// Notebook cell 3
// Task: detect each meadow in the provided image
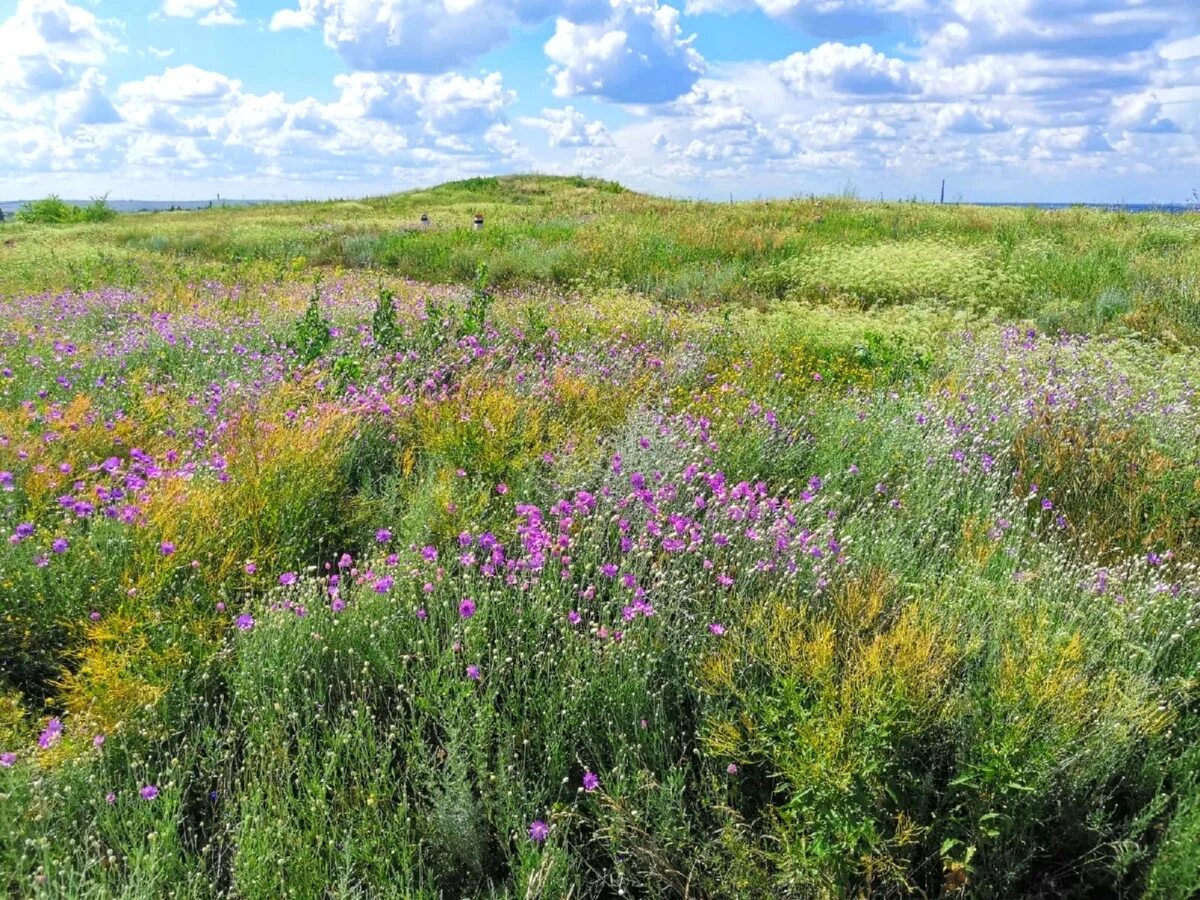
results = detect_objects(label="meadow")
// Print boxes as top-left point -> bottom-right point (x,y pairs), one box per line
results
0,175 -> 1198,898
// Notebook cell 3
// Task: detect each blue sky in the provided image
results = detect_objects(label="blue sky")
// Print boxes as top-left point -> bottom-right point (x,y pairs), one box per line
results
0,0 -> 1197,202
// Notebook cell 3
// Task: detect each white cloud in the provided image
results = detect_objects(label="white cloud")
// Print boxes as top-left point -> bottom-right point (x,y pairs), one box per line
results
686,0 -> 927,37
267,0 -> 514,72
333,71 -> 515,135
268,7 -> 315,30
55,67 -> 121,130
520,105 -> 612,146
545,0 -> 705,102
0,0 -> 118,94
161,0 -> 244,26
118,65 -> 242,106
147,46 -> 176,59
772,42 -> 918,96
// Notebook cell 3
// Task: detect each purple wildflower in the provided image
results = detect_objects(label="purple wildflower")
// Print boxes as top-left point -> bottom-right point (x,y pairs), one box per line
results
38,718 -> 63,749
529,819 -> 549,843
139,785 -> 159,801
459,598 -> 476,619
235,614 -> 255,631
582,771 -> 600,792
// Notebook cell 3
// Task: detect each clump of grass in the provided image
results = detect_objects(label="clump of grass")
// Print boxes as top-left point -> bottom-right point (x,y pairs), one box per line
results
16,194 -> 117,225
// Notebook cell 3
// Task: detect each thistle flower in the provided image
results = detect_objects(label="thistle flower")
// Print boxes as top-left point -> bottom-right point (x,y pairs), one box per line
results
139,785 -> 159,801
582,771 -> 600,792
38,718 -> 63,749
528,819 -> 549,843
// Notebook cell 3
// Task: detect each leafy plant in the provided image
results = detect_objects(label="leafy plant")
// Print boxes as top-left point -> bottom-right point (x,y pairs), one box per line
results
290,278 -> 333,364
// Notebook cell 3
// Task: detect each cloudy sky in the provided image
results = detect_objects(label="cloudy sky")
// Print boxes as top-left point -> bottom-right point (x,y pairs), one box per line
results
0,0 -> 1198,202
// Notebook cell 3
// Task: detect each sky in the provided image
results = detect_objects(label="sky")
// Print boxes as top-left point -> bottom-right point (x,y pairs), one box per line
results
0,0 -> 1198,203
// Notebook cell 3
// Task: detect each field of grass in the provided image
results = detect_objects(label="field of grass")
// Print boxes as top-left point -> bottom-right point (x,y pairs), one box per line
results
1,175 -> 1199,898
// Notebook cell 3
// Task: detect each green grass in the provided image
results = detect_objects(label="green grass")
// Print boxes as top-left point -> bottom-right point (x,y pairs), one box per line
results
2,174 -> 1199,342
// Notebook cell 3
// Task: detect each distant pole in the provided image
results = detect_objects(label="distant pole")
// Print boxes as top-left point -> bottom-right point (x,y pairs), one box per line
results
940,180 -> 946,204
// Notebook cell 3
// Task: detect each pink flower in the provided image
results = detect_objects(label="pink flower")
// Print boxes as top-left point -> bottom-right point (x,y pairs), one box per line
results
582,771 -> 600,792
709,623 -> 726,636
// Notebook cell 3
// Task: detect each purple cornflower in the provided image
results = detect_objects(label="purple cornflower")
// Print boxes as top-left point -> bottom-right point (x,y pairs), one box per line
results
0,752 -> 15,767
709,623 -> 726,636
374,575 -> 394,594
139,785 -> 159,801
567,610 -> 581,625
727,763 -> 738,775
279,571 -> 297,586
38,718 -> 63,749
92,734 -> 105,748
337,553 -> 353,568
582,771 -> 600,792
375,528 -> 392,543
105,792 -> 116,804
466,665 -> 481,681
459,598 -> 476,619
416,608 -> 428,621
235,614 -> 255,631
330,596 -> 345,613
528,819 -> 549,843
245,561 -> 257,574
421,545 -> 438,562
89,610 -> 100,622
160,541 -> 175,556
51,538 -> 69,554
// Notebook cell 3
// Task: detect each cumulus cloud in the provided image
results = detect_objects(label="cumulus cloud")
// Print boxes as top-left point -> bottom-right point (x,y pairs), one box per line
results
161,0 -> 244,26
55,67 -> 121,130
545,0 -> 705,102
773,42 -> 918,96
0,0 -> 118,93
520,105 -> 612,146
333,71 -> 515,134
118,65 -> 243,106
686,0 -> 927,37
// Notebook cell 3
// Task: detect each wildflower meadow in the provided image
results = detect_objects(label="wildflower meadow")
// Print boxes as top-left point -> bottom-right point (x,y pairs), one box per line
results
1,176 -> 1199,898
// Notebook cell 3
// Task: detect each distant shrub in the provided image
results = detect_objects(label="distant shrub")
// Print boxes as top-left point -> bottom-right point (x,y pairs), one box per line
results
16,194 -> 117,224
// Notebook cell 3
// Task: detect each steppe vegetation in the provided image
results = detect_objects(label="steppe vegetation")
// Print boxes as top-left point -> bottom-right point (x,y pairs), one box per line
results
1,176 -> 1198,898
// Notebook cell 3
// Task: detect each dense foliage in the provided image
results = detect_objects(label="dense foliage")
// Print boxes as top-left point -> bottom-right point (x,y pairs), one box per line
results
1,178 -> 1199,898
15,195 -> 118,225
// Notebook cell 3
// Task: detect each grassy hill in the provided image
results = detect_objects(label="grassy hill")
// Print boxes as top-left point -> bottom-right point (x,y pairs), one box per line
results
2,174 -> 1198,344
